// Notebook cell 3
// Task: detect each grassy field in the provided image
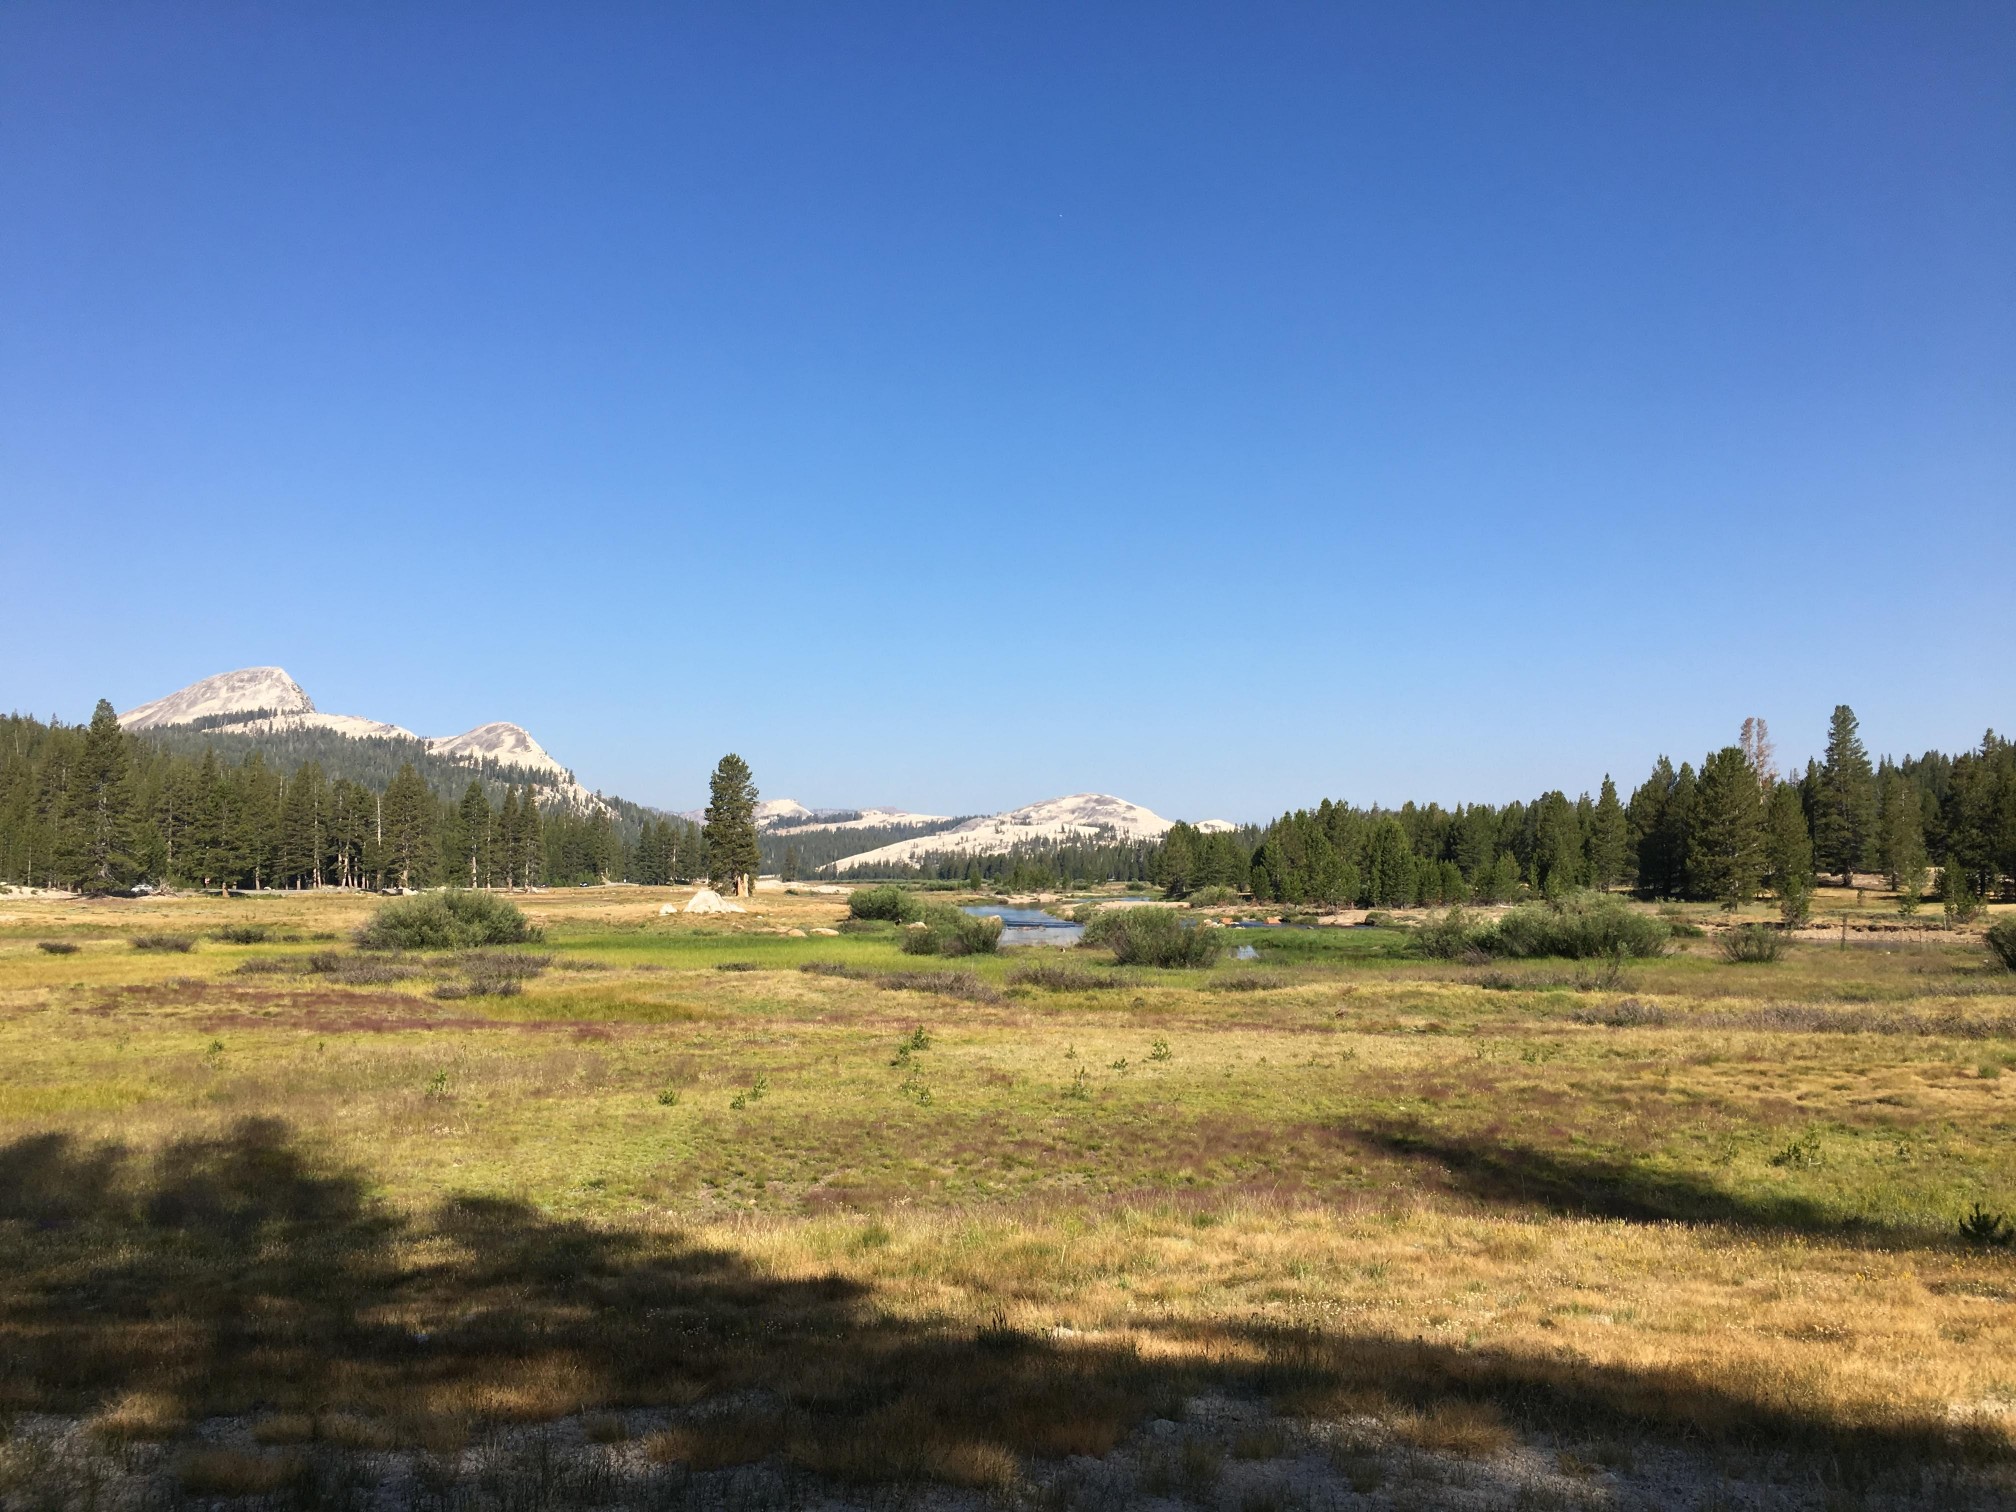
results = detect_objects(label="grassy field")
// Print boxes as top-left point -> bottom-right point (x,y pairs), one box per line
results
1,884 -> 2014,1510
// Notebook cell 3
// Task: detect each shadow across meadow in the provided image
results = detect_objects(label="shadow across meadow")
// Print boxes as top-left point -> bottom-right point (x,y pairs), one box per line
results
0,1120 -> 2001,1504
1344,1119 -> 1926,1243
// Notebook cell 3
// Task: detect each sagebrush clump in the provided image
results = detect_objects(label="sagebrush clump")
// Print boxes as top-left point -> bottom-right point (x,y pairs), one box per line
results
848,886 -> 922,924
899,906 -> 1003,957
356,890 -> 541,951
1988,917 -> 2016,972
1084,907 -> 1224,968
1414,895 -> 1668,961
1716,924 -> 1785,963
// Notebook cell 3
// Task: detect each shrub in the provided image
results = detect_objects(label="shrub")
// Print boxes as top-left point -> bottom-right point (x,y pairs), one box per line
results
36,940 -> 78,955
1474,893 -> 1668,960
900,906 -> 1003,957
1987,917 -> 2016,972
457,949 -> 551,996
327,957 -> 423,986
1958,1203 -> 2014,1247
1572,997 -> 1670,1028
1213,970 -> 1290,992
1085,907 -> 1224,968
356,890 -> 540,950
848,886 -> 921,923
1779,880 -> 1814,928
1715,924 -> 1785,963
130,934 -> 195,953
1412,907 -> 1478,960
1188,885 -> 1241,907
209,925 -> 271,944
875,970 -> 1003,1003
1006,962 -> 1121,991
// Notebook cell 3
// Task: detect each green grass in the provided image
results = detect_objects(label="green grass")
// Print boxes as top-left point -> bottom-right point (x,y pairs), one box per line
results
1,887 -> 2014,1506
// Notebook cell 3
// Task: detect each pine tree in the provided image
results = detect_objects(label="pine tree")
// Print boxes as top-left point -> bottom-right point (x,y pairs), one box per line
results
1764,781 -> 1815,924
64,699 -> 138,890
381,763 -> 436,890
780,845 -> 800,883
1942,849 -> 1981,924
457,781 -> 490,887
1627,758 -> 1679,898
278,762 -> 328,887
1531,791 -> 1583,898
187,753 -> 230,895
1877,767 -> 1928,912
1814,704 -> 1876,886
518,791 -> 544,887
1688,746 -> 1766,909
703,754 -> 761,897
1587,776 -> 1630,891
497,788 -> 520,888
1362,817 -> 1413,908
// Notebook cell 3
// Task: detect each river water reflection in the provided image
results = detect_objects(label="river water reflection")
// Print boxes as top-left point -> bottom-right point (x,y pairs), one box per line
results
962,904 -> 1083,948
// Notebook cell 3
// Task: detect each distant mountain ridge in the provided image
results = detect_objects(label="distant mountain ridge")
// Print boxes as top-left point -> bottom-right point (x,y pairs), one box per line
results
832,793 -> 1232,872
115,669 -> 1237,861
118,667 -> 601,809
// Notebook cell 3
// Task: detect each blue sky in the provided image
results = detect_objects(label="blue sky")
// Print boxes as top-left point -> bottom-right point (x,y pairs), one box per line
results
2,2 -> 2010,819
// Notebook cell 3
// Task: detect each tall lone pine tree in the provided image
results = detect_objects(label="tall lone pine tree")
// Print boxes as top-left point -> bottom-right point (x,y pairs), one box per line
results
704,754 -> 761,898
1813,705 -> 1877,886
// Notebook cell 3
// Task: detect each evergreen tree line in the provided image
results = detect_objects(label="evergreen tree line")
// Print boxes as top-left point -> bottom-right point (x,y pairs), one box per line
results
0,704 -> 705,893
757,817 -> 969,877
1158,708 -> 2016,912
837,838 -> 1162,889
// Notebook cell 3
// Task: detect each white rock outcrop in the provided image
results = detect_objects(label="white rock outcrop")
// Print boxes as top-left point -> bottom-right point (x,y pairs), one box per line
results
682,889 -> 747,915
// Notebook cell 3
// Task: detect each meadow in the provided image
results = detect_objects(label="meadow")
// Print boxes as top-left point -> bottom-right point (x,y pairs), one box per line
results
1,883 -> 2013,1511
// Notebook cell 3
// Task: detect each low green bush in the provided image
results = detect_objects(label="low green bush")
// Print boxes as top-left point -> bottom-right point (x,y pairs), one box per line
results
1715,924 -> 1785,963
1412,907 -> 1477,960
209,925 -> 271,944
1988,917 -> 2016,972
356,890 -> 541,951
35,941 -> 78,955
1474,893 -> 1668,960
1084,907 -> 1225,968
899,905 -> 1003,957
130,934 -> 196,953
848,885 -> 922,923
1187,885 -> 1241,907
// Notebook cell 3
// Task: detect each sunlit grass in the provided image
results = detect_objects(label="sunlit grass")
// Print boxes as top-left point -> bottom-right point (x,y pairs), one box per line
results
1,883 -> 2013,1503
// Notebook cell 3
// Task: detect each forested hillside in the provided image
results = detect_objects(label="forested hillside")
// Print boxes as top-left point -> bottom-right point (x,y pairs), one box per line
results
759,817 -> 967,878
0,703 -> 704,892
137,719 -> 586,808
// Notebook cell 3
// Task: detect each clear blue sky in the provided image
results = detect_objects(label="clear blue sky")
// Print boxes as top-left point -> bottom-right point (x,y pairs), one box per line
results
2,3 -> 2010,819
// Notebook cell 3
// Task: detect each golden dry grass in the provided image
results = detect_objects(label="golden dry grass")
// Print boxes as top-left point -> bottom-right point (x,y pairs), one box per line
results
0,884 -> 2013,1506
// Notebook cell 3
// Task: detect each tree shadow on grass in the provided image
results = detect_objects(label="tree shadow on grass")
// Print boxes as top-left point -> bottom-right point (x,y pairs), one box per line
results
1344,1119 -> 1926,1244
0,1119 -> 2002,1503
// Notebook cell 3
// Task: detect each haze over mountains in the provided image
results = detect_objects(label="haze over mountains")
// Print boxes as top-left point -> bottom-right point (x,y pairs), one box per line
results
115,668 -> 1235,871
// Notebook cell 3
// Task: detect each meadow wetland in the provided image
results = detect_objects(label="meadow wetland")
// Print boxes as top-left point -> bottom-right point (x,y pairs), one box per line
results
1,883 -> 2012,1510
